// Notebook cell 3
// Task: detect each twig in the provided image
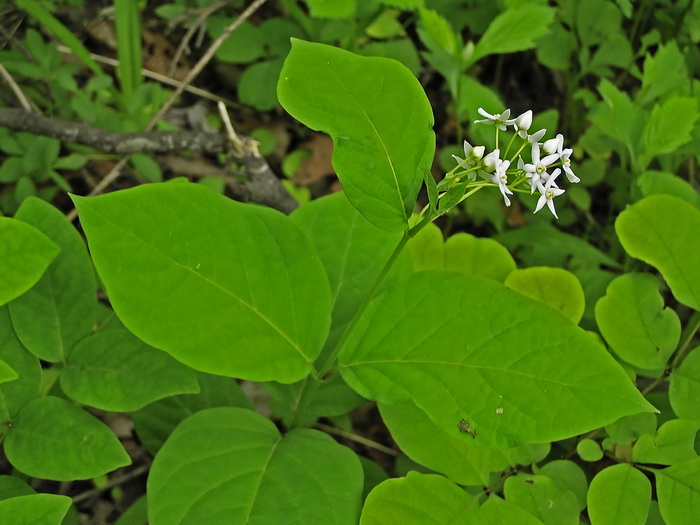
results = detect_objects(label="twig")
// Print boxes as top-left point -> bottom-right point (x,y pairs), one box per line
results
314,422 -> 399,456
0,62 -> 35,111
72,463 -> 150,505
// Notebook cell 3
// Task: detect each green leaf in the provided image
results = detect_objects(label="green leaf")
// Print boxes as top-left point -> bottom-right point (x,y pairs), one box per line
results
340,271 -> 655,449
637,171 -> 700,210
303,0 -> 356,18
360,471 -> 479,524
132,372 -> 251,455
238,59 -> 284,111
0,307 -> 42,420
478,495 -> 545,525
278,39 -> 435,232
71,182 -> 331,383
504,473 -> 579,525
147,407 -> 363,525
407,223 -> 516,282
670,347 -> 700,421
0,360 -> 17,384
0,475 -> 35,500
470,5 -> 555,65
655,458 -> 700,524
418,8 -> 458,55
114,0 -> 142,102
587,464 -> 651,525
0,493 -> 72,525
640,97 -> 698,169
359,39 -> 421,76
129,153 -> 162,183
595,273 -> 680,370
504,267 -> 585,324
536,460 -> 588,511
5,396 -> 131,481
381,0 -> 424,9
378,399 -> 509,486
589,79 -> 645,156
10,197 -> 97,362
605,412 -> 657,446
637,41 -> 689,106
290,192 -> 407,360
209,19 -> 263,64
61,330 -> 200,412
575,0 -> 622,47
0,217 -> 59,306
633,419 -> 700,465
576,438 -> 603,461
616,195 -> 700,310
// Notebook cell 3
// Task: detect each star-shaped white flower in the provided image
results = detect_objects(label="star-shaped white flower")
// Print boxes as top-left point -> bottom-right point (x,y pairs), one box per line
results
523,142 -> 560,193
543,133 -> 579,183
491,158 -> 513,206
474,108 -> 515,131
534,168 -> 565,218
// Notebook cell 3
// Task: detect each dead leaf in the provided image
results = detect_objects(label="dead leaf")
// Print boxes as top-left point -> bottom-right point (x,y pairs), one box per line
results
293,133 -> 335,186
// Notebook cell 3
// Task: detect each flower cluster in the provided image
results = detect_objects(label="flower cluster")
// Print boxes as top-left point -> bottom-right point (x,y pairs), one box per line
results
449,108 -> 579,218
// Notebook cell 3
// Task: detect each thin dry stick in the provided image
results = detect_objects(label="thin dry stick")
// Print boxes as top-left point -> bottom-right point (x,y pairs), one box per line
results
167,0 -> 228,78
0,61 -> 35,111
72,463 -> 151,504
55,44 -> 238,107
314,422 -> 399,457
68,0 -> 268,215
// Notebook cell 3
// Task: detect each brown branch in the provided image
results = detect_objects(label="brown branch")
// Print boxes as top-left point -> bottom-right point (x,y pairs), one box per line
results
0,107 -> 299,215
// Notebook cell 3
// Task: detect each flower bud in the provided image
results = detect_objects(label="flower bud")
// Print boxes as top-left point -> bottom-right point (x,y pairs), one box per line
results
515,110 -> 533,131
482,149 -> 501,172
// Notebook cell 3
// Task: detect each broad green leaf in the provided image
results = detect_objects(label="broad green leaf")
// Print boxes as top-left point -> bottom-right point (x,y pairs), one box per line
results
655,458 -> 700,524
496,224 -> 621,269
0,217 -> 59,306
595,273 -> 680,370
616,195 -> 700,310
0,493 -> 72,525
637,41 -> 689,106
633,419 -> 700,465
132,372 -> 251,455
340,271 -> 654,448
577,439 -> 603,462
278,39 -> 435,232
61,330 -> 200,412
470,5 -> 555,65
113,495 -> 147,525
238,59 -> 284,111
148,407 -> 363,525
418,8 -> 458,55
360,39 -> 421,76
587,464 -> 651,525
670,347 -> 700,421
505,267 -> 585,324
535,20 -> 574,71
589,79 -> 645,156
637,171 -> 700,209
0,307 -> 41,420
0,360 -> 17,384
303,0 -> 356,18
503,474 -> 579,525
5,396 -> 131,481
0,475 -> 34,500
407,223 -> 516,282
290,192 -> 407,361
378,399 -> 509,486
10,197 -> 97,362
71,182 -> 331,383
575,0 -> 622,47
209,19 -> 263,64
360,471 -> 479,524
536,460 -> 588,511
640,97 -> 698,169
605,412 -> 657,446
478,495 -> 544,524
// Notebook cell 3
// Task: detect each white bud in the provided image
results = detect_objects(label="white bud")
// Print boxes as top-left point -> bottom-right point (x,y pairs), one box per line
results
515,110 -> 533,131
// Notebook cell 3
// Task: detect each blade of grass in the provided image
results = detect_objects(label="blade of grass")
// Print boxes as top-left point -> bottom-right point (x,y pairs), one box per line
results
115,0 -> 143,104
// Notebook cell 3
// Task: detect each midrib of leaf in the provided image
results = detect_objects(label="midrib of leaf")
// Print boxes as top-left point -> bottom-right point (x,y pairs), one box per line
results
242,437 -> 283,523
320,59 -> 406,221
89,210 -> 310,365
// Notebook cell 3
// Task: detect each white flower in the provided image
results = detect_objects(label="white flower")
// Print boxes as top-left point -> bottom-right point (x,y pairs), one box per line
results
514,110 -> 533,138
523,143 -> 559,193
482,149 -> 501,172
474,108 -> 515,131
534,168 -> 565,218
543,133 -> 579,183
491,159 -> 513,206
543,134 -> 563,155
452,140 -> 485,168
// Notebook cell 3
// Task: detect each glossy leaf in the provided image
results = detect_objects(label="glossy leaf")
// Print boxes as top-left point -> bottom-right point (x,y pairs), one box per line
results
61,330 -> 200,412
147,407 -> 363,525
360,471 -> 479,524
587,464 -> 651,525
0,217 -> 59,306
340,271 -> 654,448
595,273 -> 680,370
504,267 -> 585,324
5,396 -> 131,481
408,223 -> 516,282
503,473 -> 579,525
637,171 -> 700,209
290,192 -> 407,360
670,347 -> 700,421
378,399 -> 509,486
0,493 -> 72,525
616,195 -> 700,310
10,197 -> 97,362
72,182 -> 331,383
633,419 -> 700,465
655,458 -> 700,524
132,372 -> 251,455
0,307 -> 41,420
278,39 -> 435,232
